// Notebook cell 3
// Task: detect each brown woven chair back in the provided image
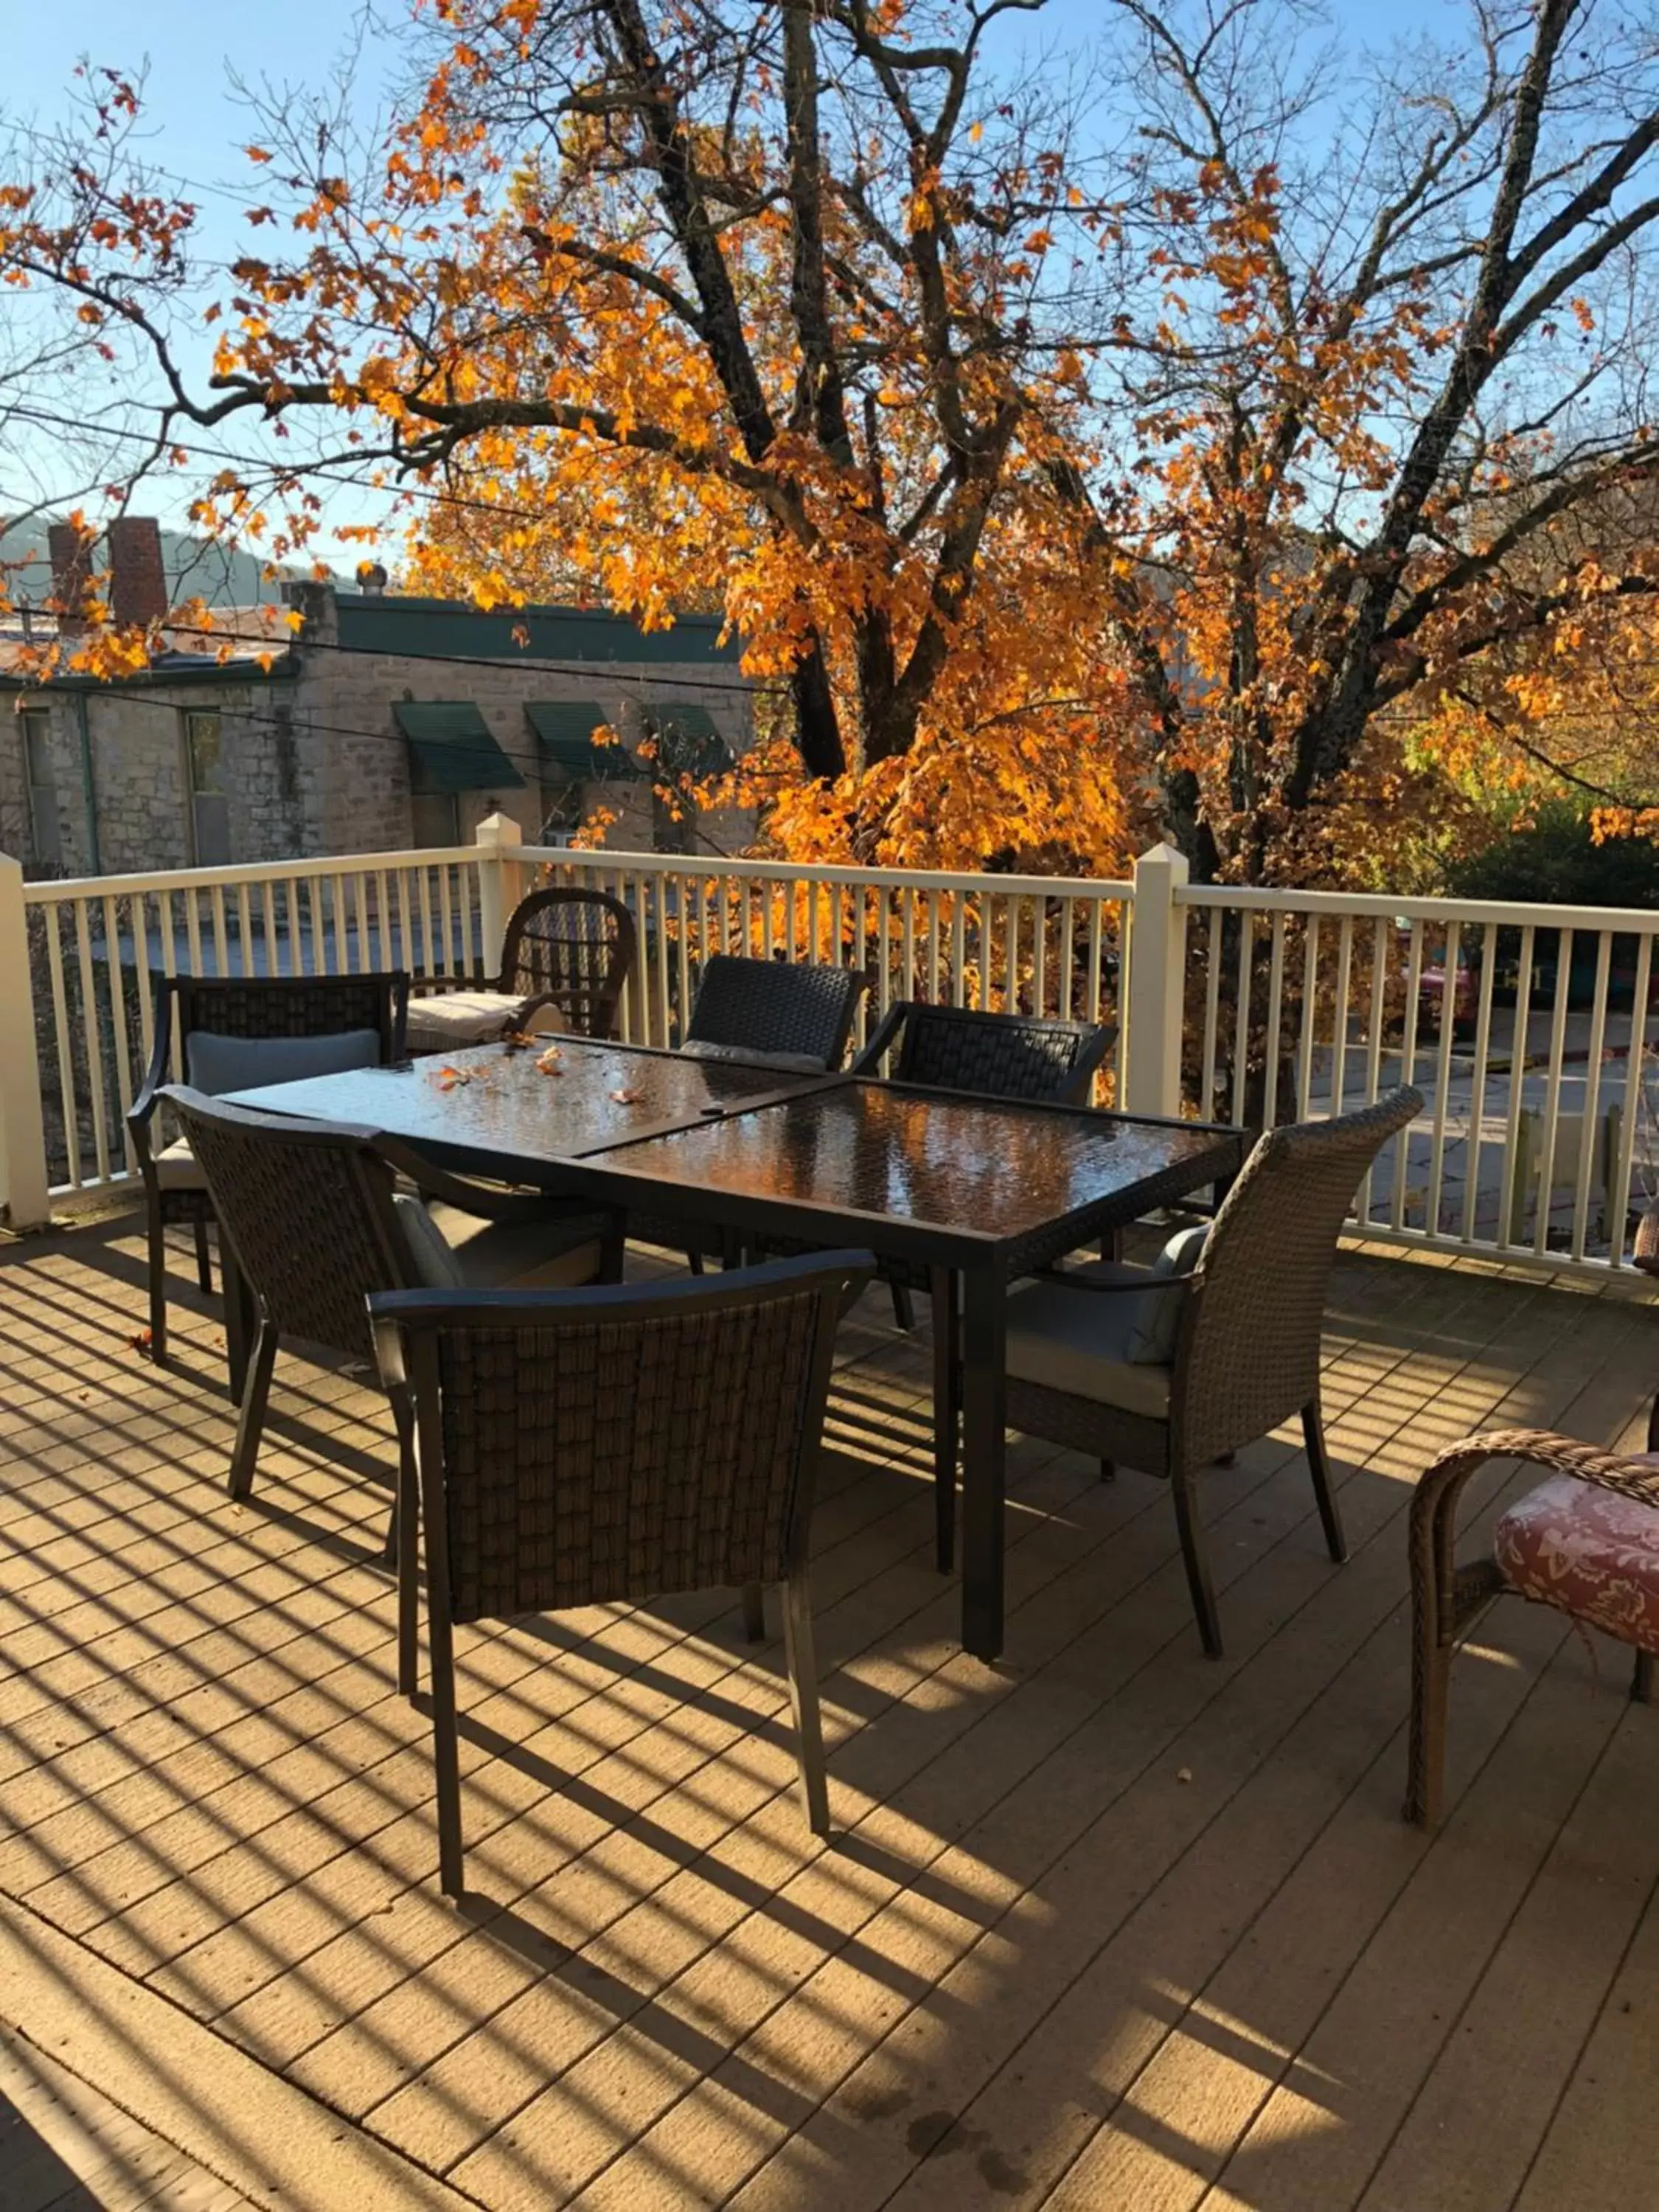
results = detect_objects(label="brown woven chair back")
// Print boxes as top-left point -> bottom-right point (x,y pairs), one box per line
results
1178,1085 -> 1422,1467
865,1001 -> 1115,1105
499,888 -> 637,1037
685,955 -> 867,1068
153,971 -> 408,1065
164,1088 -> 411,1365
372,1253 -> 872,1624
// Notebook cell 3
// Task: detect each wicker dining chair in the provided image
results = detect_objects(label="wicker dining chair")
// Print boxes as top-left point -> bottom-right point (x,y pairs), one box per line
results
128,972 -> 409,1365
167,1086 -> 619,1683
369,1249 -> 874,1898
1405,1429 -> 1659,1827
406,886 -> 637,1051
681,953 -> 867,1073
1001,1086 -> 1422,1655
852,999 -> 1116,1104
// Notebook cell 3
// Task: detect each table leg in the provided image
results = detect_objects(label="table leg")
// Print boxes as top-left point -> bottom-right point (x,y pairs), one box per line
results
959,1260 -> 1007,1662
929,1265 -> 960,1573
222,1246 -> 254,1402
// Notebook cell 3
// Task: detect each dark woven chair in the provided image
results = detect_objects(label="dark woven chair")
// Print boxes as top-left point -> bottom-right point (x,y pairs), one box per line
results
168,1086 -> 620,1688
852,1000 -> 1116,1104
369,1249 -> 874,1898
1405,1430 -> 1659,1827
406,886 -> 637,1051
1001,1087 -> 1422,1655
681,954 -> 867,1074
128,973 -> 409,1365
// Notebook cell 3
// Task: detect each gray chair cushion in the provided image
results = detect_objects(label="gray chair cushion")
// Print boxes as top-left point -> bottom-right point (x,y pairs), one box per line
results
393,1193 -> 604,1292
153,1135 -> 209,1191
1005,1262 -> 1176,1421
1124,1222 -> 1208,1363
186,1026 -> 383,1097
678,1038 -> 828,1075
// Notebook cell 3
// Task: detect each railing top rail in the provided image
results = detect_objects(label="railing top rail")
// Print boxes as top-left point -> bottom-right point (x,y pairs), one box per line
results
1180,882 -> 1659,933
525,846 -> 1135,900
18,847 -> 484,905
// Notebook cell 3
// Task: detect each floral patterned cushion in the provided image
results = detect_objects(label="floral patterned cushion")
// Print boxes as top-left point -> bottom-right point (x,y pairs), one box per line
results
1494,1464 -> 1659,1655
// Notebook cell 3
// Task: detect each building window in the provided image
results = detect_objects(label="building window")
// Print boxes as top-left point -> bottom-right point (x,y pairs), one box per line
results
184,709 -> 230,866
411,790 -> 461,847
20,706 -> 60,867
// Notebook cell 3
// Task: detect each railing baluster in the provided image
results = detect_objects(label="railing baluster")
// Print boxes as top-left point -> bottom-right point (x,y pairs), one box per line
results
184,881 -> 205,981
1426,920 -> 1460,1241
394,871 -> 412,981
1499,924 -> 1537,1251
456,863 -> 476,977
1461,922 -> 1498,1245
1610,932 -> 1653,1267
261,881 -> 279,978
1264,912 -> 1287,1127
354,874 -> 372,972
44,910 -> 80,1190
1392,920 -> 1424,1233
1231,911 -> 1255,1128
101,891 -> 136,1174
132,898 -> 156,1096
1570,931 -> 1613,1262
1032,892 -> 1048,1018
416,867 -> 435,981
1199,908 -> 1221,1120
676,874 -> 695,1043
1295,914 -> 1321,1119
210,884 -> 229,976
236,882 -> 253,976
1534,928 -> 1574,1259
1329,915 -> 1352,1121
1356,917 -> 1388,1227
73,900 -> 110,1186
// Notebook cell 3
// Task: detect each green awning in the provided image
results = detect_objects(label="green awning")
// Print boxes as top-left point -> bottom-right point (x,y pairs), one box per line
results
394,701 -> 525,794
648,702 -> 731,780
526,699 -> 641,782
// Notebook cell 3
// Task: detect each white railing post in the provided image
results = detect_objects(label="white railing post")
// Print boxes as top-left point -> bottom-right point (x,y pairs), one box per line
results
0,854 -> 52,1228
473,813 -> 524,977
1124,842 -> 1189,1118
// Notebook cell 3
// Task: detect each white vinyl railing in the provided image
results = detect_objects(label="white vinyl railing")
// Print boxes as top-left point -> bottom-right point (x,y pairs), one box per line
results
1175,875 -> 1659,1274
5,817 -> 1659,1281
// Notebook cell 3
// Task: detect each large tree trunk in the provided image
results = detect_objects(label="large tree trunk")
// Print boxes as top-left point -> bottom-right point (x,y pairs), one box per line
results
791,641 -> 846,780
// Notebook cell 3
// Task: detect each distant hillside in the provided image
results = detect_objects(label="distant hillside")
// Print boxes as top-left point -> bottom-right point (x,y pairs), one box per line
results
0,521 -> 311,611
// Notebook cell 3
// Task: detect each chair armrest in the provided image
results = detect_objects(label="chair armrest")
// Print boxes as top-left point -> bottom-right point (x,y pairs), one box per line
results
373,1134 -> 610,1227
1030,1262 -> 1177,1295
127,1021 -> 173,1161
850,1003 -> 906,1077
1410,1427 -> 1659,1649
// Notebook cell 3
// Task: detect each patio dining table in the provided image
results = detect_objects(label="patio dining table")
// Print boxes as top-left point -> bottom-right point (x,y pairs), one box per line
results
226,1034 -> 1245,1660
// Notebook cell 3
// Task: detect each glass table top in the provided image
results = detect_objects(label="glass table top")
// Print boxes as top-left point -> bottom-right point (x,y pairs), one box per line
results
589,1082 -> 1238,1243
223,1036 -> 824,1161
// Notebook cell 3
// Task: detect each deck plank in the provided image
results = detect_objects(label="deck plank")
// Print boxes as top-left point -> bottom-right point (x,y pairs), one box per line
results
2,1216 -> 1658,2212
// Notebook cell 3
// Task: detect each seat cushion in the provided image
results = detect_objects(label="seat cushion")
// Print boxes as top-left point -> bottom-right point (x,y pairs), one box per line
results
1124,1222 -> 1208,1363
394,1192 -> 605,1293
406,993 -> 565,1051
678,1038 -> 828,1075
186,1026 -> 383,1096
153,1135 -> 209,1191
1494,1466 -> 1659,1655
1004,1264 -> 1174,1422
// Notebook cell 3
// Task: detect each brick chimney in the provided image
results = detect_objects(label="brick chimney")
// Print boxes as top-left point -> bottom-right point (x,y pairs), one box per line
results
46,521 -> 95,636
107,515 -> 169,629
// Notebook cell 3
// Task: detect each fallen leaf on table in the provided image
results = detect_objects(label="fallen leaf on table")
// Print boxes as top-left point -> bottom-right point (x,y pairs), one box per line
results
608,1087 -> 642,1105
436,1063 -> 473,1092
535,1046 -> 563,1076
501,1030 -> 537,1052
130,1329 -> 153,1360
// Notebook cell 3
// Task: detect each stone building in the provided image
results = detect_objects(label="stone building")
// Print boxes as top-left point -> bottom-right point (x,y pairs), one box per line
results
0,520 -> 756,878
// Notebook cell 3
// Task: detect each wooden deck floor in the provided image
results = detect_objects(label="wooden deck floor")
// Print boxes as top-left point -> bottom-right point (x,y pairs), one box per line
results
3,1213 -> 1659,2212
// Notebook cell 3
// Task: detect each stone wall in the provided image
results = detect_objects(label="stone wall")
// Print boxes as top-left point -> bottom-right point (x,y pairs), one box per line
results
1,584 -> 757,878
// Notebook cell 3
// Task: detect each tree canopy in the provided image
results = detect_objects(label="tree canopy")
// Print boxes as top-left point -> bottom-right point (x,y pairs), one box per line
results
9,0 -> 1659,881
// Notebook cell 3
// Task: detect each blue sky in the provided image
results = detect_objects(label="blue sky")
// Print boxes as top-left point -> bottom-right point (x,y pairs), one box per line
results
3,0 -> 1473,553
